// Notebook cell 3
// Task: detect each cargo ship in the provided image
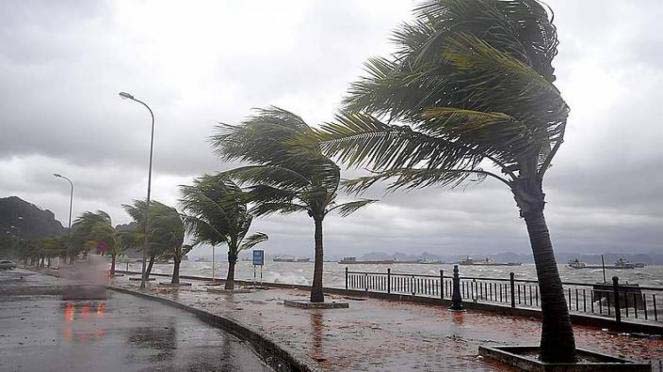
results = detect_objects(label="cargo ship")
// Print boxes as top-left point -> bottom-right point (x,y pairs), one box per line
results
338,257 -> 396,265
273,256 -> 310,263
568,258 -> 641,270
458,257 -> 522,266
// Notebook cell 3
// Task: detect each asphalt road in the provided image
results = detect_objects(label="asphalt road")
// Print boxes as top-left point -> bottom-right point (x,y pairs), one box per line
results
0,268 -> 272,372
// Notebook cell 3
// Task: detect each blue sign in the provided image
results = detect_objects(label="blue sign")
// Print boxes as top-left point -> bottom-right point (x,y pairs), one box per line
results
252,250 -> 264,266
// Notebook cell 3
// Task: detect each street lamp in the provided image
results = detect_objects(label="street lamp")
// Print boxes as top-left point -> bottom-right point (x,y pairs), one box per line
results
53,174 -> 74,230
54,174 -> 74,267
119,91 -> 155,290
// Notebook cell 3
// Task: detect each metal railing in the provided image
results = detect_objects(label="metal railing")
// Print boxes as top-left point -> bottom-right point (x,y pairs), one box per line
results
345,267 -> 663,325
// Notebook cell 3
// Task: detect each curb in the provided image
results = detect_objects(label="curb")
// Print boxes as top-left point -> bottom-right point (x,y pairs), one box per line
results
108,286 -> 318,372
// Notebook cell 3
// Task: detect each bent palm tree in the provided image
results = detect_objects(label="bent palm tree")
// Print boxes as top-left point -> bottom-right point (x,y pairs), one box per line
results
180,174 -> 267,290
123,200 -> 184,280
316,0 -> 574,362
211,107 -> 376,302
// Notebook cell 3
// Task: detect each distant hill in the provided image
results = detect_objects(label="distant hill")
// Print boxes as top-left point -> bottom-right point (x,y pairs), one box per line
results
355,250 -> 663,265
0,196 -> 65,239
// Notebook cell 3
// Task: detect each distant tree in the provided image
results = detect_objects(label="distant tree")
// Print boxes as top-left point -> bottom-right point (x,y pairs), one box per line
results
123,200 -> 184,281
41,236 -> 67,268
315,0 -> 575,362
180,174 -> 267,290
71,211 -> 122,274
211,107 -> 376,302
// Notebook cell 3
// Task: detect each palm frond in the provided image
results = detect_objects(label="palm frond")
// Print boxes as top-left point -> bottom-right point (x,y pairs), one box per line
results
223,165 -> 311,190
342,167 -> 505,194
338,0 -> 566,178
318,111 -> 483,171
327,199 -> 377,217
250,202 -> 309,217
238,232 -> 268,252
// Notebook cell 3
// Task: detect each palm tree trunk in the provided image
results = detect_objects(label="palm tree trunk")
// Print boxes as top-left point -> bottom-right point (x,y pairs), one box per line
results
110,253 -> 116,277
523,209 -> 576,362
513,173 -> 576,363
225,252 -> 237,290
310,217 -> 324,303
145,255 -> 155,279
172,257 -> 181,284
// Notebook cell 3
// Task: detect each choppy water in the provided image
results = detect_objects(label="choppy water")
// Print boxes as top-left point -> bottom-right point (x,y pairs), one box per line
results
121,261 -> 663,288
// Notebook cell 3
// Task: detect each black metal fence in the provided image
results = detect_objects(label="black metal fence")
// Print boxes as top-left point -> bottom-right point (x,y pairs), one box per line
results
345,267 -> 663,325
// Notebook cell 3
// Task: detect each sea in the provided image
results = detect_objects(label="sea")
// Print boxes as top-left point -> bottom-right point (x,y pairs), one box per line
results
121,260 -> 663,288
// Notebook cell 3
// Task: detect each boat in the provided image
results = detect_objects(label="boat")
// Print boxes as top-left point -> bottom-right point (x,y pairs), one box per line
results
568,258 -> 586,269
273,256 -> 296,262
273,256 -> 310,263
417,258 -> 443,264
338,257 -> 395,265
568,258 -> 636,270
613,258 -> 636,269
458,257 -> 522,266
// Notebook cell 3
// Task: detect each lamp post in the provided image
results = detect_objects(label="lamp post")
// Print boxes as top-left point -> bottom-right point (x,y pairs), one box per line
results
119,91 -> 155,290
54,174 -> 73,266
53,174 -> 74,230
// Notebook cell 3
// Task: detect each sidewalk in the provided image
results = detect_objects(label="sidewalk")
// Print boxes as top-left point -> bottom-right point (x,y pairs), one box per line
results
112,275 -> 663,371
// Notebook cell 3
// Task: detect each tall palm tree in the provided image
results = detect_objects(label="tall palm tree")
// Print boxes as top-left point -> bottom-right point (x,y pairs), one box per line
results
211,107 -> 376,302
123,200 -> 184,281
180,174 -> 267,290
315,0 -> 574,362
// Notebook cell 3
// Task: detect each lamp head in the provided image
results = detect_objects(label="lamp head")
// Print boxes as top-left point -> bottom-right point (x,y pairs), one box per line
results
53,173 -> 62,178
119,91 -> 134,100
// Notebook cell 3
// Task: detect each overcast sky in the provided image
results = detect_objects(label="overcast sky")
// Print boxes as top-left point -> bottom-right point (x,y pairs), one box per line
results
1,0 -> 661,258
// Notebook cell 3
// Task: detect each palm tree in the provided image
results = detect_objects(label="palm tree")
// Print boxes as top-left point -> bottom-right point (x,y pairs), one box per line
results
123,200 -> 185,281
211,107 -> 376,302
315,0 -> 575,362
71,211 -> 120,271
180,174 -> 267,290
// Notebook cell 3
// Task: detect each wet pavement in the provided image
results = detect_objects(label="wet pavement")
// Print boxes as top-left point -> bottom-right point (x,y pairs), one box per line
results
0,269 -> 271,372
112,274 -> 663,371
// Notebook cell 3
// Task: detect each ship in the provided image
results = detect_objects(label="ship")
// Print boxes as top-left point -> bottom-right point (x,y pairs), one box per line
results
273,256 -> 310,263
416,258 -> 444,264
568,258 -> 586,269
458,257 -> 522,266
338,257 -> 395,265
568,258 -> 636,270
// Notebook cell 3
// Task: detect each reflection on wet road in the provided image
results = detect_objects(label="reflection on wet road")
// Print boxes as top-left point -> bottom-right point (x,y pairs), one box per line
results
0,270 -> 272,372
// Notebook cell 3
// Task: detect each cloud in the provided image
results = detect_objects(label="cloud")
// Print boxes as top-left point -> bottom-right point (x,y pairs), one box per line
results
0,0 -> 661,259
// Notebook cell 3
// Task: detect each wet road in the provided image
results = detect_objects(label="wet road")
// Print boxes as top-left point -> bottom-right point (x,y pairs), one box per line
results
0,269 -> 272,372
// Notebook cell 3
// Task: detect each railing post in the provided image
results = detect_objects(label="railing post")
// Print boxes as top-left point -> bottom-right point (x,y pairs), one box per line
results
510,272 -> 516,308
387,268 -> 391,294
365,273 -> 369,292
440,270 -> 444,300
345,267 -> 348,290
613,276 -> 621,326
449,265 -> 464,311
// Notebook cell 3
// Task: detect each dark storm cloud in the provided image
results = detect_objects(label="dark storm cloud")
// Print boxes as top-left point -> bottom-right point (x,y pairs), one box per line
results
0,0 -> 660,258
